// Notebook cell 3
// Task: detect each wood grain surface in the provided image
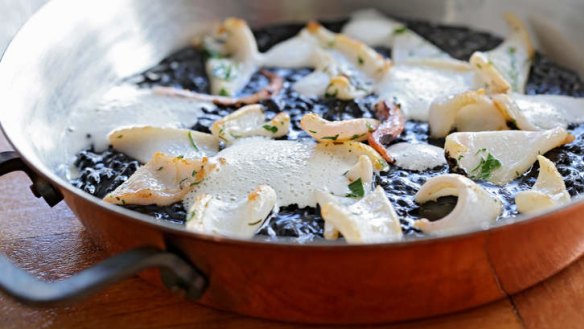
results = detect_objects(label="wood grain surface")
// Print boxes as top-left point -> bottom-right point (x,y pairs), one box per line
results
0,134 -> 583,329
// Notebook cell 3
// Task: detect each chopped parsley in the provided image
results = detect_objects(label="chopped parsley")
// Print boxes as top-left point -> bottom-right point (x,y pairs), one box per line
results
188,131 -> 200,152
176,155 -> 184,159
157,166 -> 164,171
470,150 -> 502,180
186,210 -> 196,221
366,122 -> 375,132
393,26 -> 408,35
191,169 -> 197,177
357,56 -> 365,65
309,130 -> 318,134
351,133 -> 366,140
203,48 -> 223,59
212,61 -> 237,81
322,134 -> 340,141
262,124 -> 278,134
219,88 -> 230,97
507,46 -> 519,91
346,178 -> 365,198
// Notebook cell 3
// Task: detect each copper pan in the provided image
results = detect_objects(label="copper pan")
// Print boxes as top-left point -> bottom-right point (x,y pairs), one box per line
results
0,0 -> 583,325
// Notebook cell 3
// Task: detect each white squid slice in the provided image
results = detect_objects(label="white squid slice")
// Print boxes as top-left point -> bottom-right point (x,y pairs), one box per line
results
210,104 -> 290,144
515,155 -> 570,214
345,155 -> 374,190
185,185 -> 277,239
376,59 -> 475,121
319,186 -> 403,244
300,113 -> 379,142
203,18 -> 262,96
264,22 -> 391,100
445,128 -> 573,185
493,93 -> 584,131
104,152 -> 219,206
386,143 -> 447,172
392,28 -> 451,64
340,9 -> 404,47
428,90 -> 509,138
470,14 -> 534,93
414,174 -> 503,235
315,155 -> 375,241
108,126 -> 220,163
342,9 -> 452,64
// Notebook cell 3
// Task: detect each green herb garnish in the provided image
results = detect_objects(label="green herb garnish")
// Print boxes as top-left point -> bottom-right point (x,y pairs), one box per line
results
366,122 -> 375,132
394,26 -> 408,35
309,130 -> 318,134
322,134 -> 340,141
346,178 -> 365,198
188,131 -> 200,152
357,56 -> 364,65
470,151 -> 502,180
219,88 -> 230,97
262,124 -> 278,134
157,166 -> 164,171
176,155 -> 184,159
351,133 -> 366,140
507,47 -> 519,91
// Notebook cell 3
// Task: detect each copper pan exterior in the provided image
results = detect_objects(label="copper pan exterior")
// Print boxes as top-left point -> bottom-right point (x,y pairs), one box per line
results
1,0 -> 584,324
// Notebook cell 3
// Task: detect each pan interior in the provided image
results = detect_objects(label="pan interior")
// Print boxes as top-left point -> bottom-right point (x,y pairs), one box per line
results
0,0 -> 583,243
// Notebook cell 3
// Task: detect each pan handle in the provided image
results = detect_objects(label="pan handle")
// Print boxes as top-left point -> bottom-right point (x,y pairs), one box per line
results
0,151 -> 208,305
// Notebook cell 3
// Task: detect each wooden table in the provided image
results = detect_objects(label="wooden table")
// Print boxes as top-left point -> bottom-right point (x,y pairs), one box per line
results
0,132 -> 583,329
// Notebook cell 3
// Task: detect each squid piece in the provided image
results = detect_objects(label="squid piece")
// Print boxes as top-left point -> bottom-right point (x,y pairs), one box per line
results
445,128 -> 574,185
492,93 -> 584,131
186,185 -> 278,239
108,125 -> 220,163
340,9 -> 404,47
375,58 -> 476,121
345,155 -> 374,191
317,155 -> 375,240
210,104 -> 290,144
153,69 -> 283,108
342,9 -> 453,64
300,113 -> 379,142
265,21 -> 392,100
307,21 -> 392,79
392,28 -> 452,64
386,143 -> 446,172
428,90 -> 509,138
515,155 -> 570,214
414,174 -> 503,234
104,152 -> 219,206
203,17 -> 262,97
367,100 -> 406,162
319,186 -> 403,244
470,14 -> 534,93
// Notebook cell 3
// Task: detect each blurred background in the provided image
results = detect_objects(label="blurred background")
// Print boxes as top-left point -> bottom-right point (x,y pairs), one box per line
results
0,0 -> 47,54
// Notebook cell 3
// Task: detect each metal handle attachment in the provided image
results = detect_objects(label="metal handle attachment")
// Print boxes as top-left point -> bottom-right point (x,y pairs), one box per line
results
0,151 -> 208,305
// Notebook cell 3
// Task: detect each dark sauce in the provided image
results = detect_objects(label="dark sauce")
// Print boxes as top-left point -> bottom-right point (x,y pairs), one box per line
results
72,17 -> 584,241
